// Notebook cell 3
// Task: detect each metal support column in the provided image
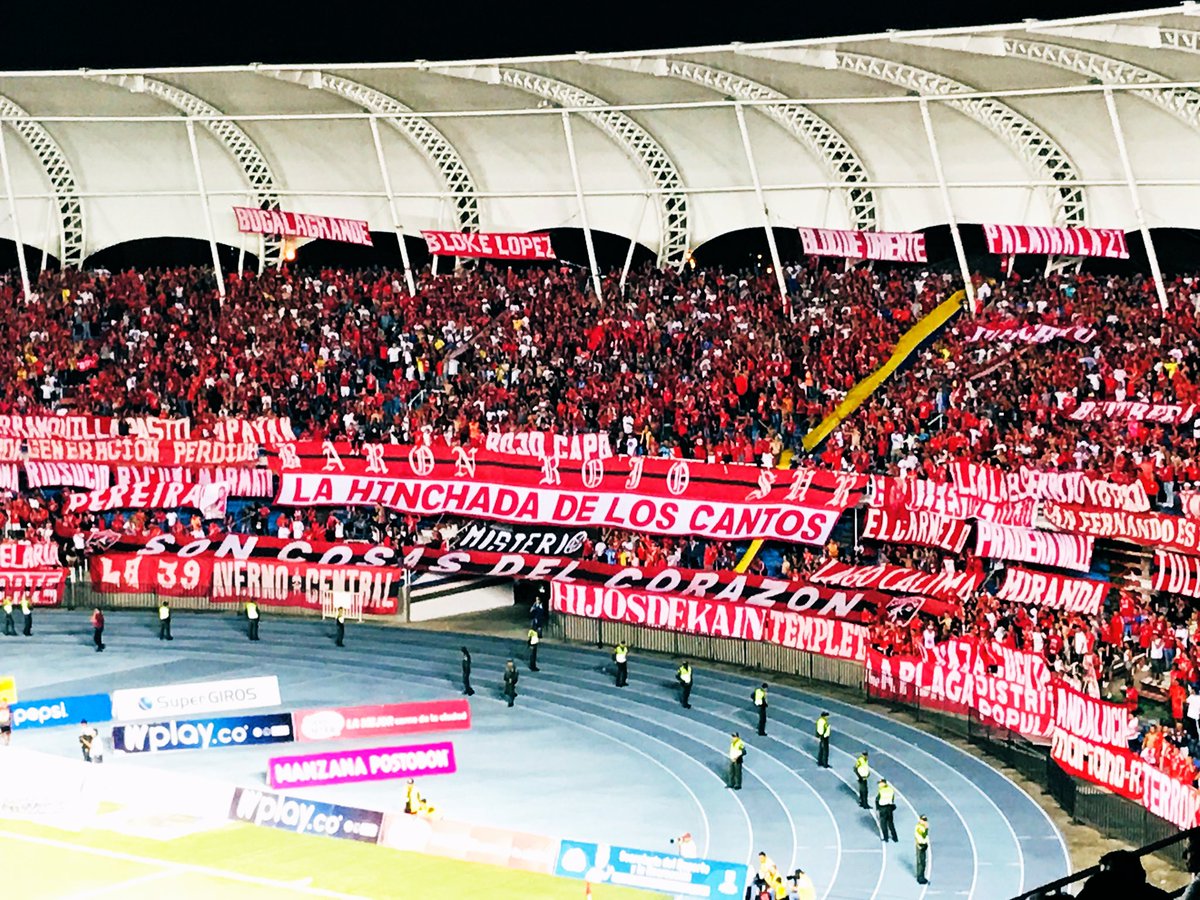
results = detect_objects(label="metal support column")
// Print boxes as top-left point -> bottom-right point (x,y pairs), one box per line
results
184,118 -> 226,300
620,194 -> 650,295
561,110 -> 604,302
734,103 -> 789,313
370,116 -> 417,296
1103,88 -> 1169,314
919,99 -> 975,308
0,124 -> 31,300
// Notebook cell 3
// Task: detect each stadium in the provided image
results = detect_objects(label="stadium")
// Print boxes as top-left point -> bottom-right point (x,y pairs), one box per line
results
3,4 -> 1200,898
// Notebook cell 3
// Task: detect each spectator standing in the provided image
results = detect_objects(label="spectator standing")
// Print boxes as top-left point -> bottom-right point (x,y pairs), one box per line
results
90,608 -> 104,652
461,647 -> 475,696
502,659 -> 519,708
157,600 -> 172,641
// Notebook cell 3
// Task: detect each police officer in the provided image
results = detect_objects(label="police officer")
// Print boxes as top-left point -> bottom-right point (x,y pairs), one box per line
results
20,594 -> 32,636
728,732 -> 746,790
613,641 -> 629,687
461,646 -> 475,696
753,682 -> 769,736
3,594 -> 15,636
158,600 -> 173,641
335,606 -> 346,647
854,750 -> 871,809
503,659 -> 519,708
814,711 -> 832,768
527,627 -> 540,672
876,778 -> 898,842
676,660 -> 693,709
915,815 -> 931,884
246,600 -> 260,641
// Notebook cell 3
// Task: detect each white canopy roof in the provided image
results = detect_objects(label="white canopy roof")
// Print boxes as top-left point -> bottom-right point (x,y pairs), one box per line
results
1,5 -> 1199,267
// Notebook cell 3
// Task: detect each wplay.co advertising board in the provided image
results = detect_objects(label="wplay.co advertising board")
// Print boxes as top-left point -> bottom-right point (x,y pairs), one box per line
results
293,699 -> 471,743
555,840 -> 747,898
110,675 -> 281,721
112,712 -> 294,754
10,692 -> 112,730
268,741 -> 457,790
229,787 -> 382,844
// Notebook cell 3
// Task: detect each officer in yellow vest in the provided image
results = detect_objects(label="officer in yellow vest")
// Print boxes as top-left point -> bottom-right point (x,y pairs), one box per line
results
404,779 -> 435,816
915,815 -> 931,884
753,683 -> 769,736
854,750 -> 871,808
20,594 -> 32,636
335,607 -> 346,647
527,627 -> 540,672
2,595 -> 15,636
876,777 -> 898,842
815,711 -> 831,768
613,642 -> 629,687
158,600 -> 172,640
676,660 -> 693,709
245,600 -> 260,641
728,732 -> 746,790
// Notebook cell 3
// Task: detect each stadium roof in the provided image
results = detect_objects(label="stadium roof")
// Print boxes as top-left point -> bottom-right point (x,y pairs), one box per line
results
1,5 -> 1199,269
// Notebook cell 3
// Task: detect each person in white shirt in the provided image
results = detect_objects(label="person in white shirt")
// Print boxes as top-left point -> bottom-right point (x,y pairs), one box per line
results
1186,690 -> 1200,743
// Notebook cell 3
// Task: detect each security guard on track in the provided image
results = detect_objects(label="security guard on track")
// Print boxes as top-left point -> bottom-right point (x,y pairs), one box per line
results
245,600 -> 260,641
20,594 -> 31,636
2,595 -> 14,636
335,606 -> 346,647
613,641 -> 629,687
876,777 -> 899,842
915,815 -> 931,884
815,711 -> 831,768
854,750 -> 871,808
676,660 -> 693,709
753,683 -> 769,736
158,600 -> 173,640
527,627 -> 540,672
728,732 -> 746,790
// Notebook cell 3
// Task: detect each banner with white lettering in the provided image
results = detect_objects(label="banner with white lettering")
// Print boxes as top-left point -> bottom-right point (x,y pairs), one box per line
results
982,225 -> 1129,259
810,560 -> 981,604
484,431 -> 612,461
861,508 -> 970,553
209,559 -> 400,614
65,481 -> 231,519
24,462 -> 111,490
962,320 -> 1098,344
995,566 -> 1107,614
449,523 -> 587,557
797,227 -> 927,263
234,207 -> 372,247
1182,491 -> 1200,520
421,230 -> 555,260
952,461 -> 1149,512
0,438 -> 261,468
0,569 -> 67,606
0,543 -> 61,569
1152,550 -> 1200,598
0,415 -> 190,440
0,464 -> 15,493
1068,401 -> 1198,425
974,521 -> 1093,572
114,466 -> 273,498
1042,502 -> 1200,558
872,476 -> 1036,526
1053,679 -> 1130,750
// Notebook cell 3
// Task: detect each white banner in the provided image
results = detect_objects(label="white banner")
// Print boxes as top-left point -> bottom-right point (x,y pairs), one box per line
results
797,227 -> 927,263
111,675 -> 282,722
974,521 -> 1093,572
963,322 -> 1097,344
996,566 -> 1106,614
1069,401 -> 1198,425
952,462 -> 1149,512
276,473 -> 840,543
0,464 -> 16,493
24,462 -> 111,490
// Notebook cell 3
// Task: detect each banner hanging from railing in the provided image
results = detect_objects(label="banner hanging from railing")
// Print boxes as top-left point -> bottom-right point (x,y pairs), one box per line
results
114,466 -> 273,498
974,521 -> 1093,572
797,227 -> 927,263
234,207 -> 373,247
861,508 -> 970,552
0,438 -> 260,468
1042,502 -> 1200,558
952,461 -> 1150,512
421,231 -> 555,260
65,481 -> 231,518
809,560 -> 980,604
24,462 -> 111,490
982,225 -> 1129,259
961,320 -> 1098,344
995,566 -> 1107,614
1152,550 -> 1200,598
1068,401 -> 1198,425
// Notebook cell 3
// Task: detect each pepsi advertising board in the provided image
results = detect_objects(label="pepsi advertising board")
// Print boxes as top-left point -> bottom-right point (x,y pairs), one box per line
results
112,712 -> 294,754
10,693 -> 113,730
554,840 -> 747,898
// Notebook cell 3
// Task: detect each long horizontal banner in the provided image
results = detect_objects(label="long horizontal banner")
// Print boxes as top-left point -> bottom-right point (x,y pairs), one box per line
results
234,206 -> 372,246
293,699 -> 471,743
861,508 -> 970,553
115,466 -> 273,498
810,560 -> 981,604
974,521 -> 1093,572
1054,679 -> 1130,750
421,230 -> 555,260
1068,401 -> 1198,425
483,430 -> 612,461
0,415 -> 190,440
450,523 -> 587,557
1183,491 -> 1200,520
872,477 -> 1036,526
1153,550 -> 1200,598
0,438 -> 260,467
230,788 -> 382,845
24,462 -> 111,490
0,570 -> 67,606
113,712 -> 294,754
268,741 -> 457,790
0,543 -> 61,570
797,227 -> 926,262
996,566 -> 1107,615
963,321 -> 1097,344
111,675 -> 282,722
552,582 -> 869,662
9,692 -> 113,730
1042,502 -> 1200,558
983,224 -> 1129,259
65,480 -> 231,518
279,472 -> 840,543
952,461 -> 1150,512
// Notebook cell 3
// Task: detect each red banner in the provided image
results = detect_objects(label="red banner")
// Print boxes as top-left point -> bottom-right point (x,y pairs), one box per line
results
65,481 -> 231,518
1152,550 -> 1200,598
421,230 -> 555,260
974,521 -> 1093,571
952,462 -> 1149,512
983,225 -> 1129,259
1068,401 -> 1198,424
797,227 -> 926,263
1182,491 -> 1200,520
114,466 -> 273,498
874,477 -> 1036,526
962,321 -> 1098,344
0,543 -> 61,569
89,554 -> 211,596
234,207 -> 372,246
483,431 -> 612,461
0,438 -> 261,468
293,699 -> 471,743
24,462 -> 111,489
551,582 -> 868,662
810,560 -> 980,604
995,566 -> 1107,614
0,415 -> 190,440
1053,680 -> 1130,750
1042,502 -> 1200,558
0,569 -> 66,606
861,508 -> 970,552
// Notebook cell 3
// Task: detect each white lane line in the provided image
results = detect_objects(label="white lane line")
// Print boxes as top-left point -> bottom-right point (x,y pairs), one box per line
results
60,869 -> 176,899
0,830 -> 374,899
